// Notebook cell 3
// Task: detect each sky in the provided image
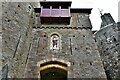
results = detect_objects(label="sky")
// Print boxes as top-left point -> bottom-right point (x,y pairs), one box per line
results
47,0 -> 119,30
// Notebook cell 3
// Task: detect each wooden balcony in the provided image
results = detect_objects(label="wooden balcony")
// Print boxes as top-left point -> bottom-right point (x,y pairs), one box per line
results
40,8 -> 70,17
40,8 -> 71,24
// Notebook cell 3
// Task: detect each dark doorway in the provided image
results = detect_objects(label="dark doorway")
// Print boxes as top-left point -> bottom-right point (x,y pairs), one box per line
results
40,61 -> 67,80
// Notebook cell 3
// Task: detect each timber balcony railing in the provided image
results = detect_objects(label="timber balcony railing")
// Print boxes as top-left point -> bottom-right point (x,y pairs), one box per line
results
40,8 -> 70,17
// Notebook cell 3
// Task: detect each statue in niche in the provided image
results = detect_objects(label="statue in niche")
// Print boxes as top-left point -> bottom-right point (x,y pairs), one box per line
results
50,34 -> 59,50
53,36 -> 58,48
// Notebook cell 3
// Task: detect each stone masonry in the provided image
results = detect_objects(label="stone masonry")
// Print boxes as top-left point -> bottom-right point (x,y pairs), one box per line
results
0,2 -> 2,80
2,2 -> 38,78
24,8 -> 107,78
1,1 -> 119,80
95,13 -> 120,80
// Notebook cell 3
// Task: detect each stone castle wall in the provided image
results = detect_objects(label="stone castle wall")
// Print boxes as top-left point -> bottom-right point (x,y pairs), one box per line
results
24,12 -> 106,78
0,2 -> 2,79
1,1 -> 119,79
2,2 -> 38,78
95,14 -> 120,79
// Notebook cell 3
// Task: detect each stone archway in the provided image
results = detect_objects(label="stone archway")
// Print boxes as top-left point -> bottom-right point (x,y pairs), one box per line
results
40,61 -> 67,80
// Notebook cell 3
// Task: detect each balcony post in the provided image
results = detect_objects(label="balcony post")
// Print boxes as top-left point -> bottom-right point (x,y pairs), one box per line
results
40,6 -> 43,16
50,6 -> 52,17
59,6 -> 61,17
68,6 -> 71,17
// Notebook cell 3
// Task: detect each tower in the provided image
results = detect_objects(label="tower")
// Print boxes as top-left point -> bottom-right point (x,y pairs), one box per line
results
95,13 -> 120,80
24,1 -> 107,79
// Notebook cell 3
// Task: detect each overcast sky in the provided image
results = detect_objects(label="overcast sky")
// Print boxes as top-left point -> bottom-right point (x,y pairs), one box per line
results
47,0 -> 119,30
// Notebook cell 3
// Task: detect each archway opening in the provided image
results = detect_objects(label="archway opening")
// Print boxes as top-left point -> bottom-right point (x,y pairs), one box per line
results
40,61 -> 67,80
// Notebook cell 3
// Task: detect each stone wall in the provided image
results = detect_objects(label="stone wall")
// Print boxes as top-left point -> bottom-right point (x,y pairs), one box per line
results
0,2 -> 2,79
2,2 -> 38,78
2,1 -> 117,79
100,13 -> 115,28
95,14 -> 120,80
24,13 -> 106,78
36,13 -> 92,29
118,22 -> 120,57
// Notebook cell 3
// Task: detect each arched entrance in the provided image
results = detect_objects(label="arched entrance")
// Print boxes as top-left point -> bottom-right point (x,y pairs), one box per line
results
40,61 -> 67,80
